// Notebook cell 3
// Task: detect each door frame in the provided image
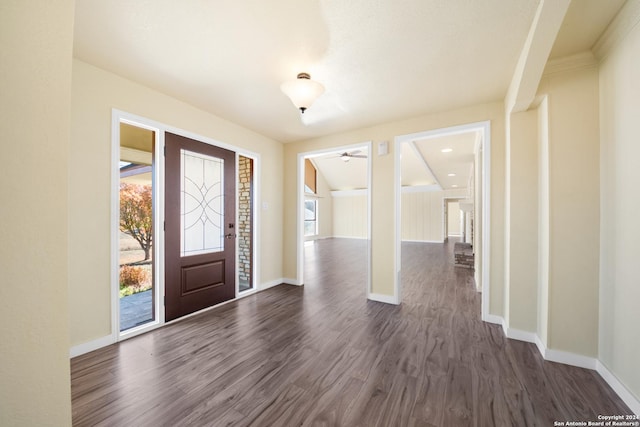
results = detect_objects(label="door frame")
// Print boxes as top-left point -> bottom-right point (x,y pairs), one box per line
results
296,142 -> 373,297
394,121 -> 492,321
111,109 -> 261,342
111,112 -> 163,341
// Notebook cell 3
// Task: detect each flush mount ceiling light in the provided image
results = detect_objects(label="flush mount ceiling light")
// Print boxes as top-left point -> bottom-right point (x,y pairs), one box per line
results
441,148 -> 453,153
448,173 -> 456,177
280,72 -> 325,114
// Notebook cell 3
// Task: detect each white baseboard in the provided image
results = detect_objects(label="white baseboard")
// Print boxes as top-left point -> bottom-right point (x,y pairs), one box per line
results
331,235 -> 368,240
482,313 -> 503,325
535,334 -> 547,359
497,315 -> 638,414
545,348 -> 598,370
260,278 -> 287,290
501,318 -> 597,369
304,236 -> 333,242
70,334 -> 114,358
368,292 -> 399,305
401,239 -> 445,243
282,277 -> 301,286
505,327 -> 537,343
596,361 -> 640,416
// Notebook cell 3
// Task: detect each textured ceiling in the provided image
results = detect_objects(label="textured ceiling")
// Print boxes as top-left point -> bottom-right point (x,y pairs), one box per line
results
74,0 -> 540,143
413,132 -> 477,190
79,0 -> 624,189
83,0 -> 628,191
312,148 -> 370,191
120,123 -> 154,152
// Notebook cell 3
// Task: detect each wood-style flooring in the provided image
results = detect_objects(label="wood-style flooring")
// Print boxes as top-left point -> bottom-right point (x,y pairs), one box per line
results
71,238 -> 632,426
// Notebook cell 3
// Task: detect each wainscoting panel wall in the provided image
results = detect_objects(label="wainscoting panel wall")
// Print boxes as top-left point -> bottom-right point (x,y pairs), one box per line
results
332,194 -> 367,238
401,188 -> 466,242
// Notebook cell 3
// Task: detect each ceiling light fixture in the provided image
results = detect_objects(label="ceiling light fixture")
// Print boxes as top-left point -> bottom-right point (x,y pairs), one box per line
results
280,72 -> 325,114
448,173 -> 456,177
441,148 -> 453,153
341,155 -> 350,163
452,184 -> 458,188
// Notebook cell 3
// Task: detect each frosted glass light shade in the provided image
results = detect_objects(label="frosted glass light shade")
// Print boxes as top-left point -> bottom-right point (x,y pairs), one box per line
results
280,73 -> 325,113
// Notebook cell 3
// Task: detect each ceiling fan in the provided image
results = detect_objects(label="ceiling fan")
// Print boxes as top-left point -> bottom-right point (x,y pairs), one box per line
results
333,150 -> 368,162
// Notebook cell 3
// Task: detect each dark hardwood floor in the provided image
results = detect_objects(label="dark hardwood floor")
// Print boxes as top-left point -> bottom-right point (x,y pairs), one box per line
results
71,238 -> 632,426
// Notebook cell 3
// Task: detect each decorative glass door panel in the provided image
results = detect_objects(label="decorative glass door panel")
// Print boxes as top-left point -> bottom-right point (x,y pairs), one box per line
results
180,149 -> 224,257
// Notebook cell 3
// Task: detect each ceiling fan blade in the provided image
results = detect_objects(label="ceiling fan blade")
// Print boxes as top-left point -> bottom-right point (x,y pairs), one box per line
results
322,151 -> 367,160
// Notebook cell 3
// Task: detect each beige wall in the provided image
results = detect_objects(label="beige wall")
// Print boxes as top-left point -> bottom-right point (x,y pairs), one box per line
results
537,65 -> 601,357
505,65 -> 600,354
537,96 -> 550,346
504,65 -> 600,356
504,109 -> 539,332
0,1 -> 74,425
70,60 -> 284,347
474,143 -> 484,288
283,102 -> 505,306
332,194 -> 368,238
598,8 -> 640,402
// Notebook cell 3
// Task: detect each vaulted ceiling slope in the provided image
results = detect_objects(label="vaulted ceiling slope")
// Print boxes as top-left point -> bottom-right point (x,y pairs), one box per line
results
74,0 -> 541,143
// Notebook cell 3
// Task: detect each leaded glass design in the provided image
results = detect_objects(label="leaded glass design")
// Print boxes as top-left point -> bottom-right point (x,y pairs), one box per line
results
180,149 -> 224,257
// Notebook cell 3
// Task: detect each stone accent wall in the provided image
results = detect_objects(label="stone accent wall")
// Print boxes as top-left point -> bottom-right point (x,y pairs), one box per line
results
238,156 -> 253,288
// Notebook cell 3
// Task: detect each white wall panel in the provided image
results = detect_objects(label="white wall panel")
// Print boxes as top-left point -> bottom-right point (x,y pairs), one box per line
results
332,194 -> 367,238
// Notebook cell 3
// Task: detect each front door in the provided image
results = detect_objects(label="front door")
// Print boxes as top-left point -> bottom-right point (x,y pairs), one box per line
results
165,132 -> 236,321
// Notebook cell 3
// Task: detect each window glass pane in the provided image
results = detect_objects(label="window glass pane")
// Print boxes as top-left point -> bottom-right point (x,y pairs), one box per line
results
304,199 -> 317,236
180,149 -> 224,256
304,221 -> 316,236
305,200 -> 316,220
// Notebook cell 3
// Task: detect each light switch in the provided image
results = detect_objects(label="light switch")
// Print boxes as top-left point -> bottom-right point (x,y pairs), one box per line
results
378,141 -> 389,156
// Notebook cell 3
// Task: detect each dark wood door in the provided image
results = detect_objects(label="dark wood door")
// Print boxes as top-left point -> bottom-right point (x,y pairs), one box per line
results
165,132 -> 236,321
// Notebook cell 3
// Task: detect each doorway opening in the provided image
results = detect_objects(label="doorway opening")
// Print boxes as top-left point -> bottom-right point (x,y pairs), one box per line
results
296,143 -> 372,297
118,121 -> 161,334
395,121 -> 490,320
444,197 -> 471,242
